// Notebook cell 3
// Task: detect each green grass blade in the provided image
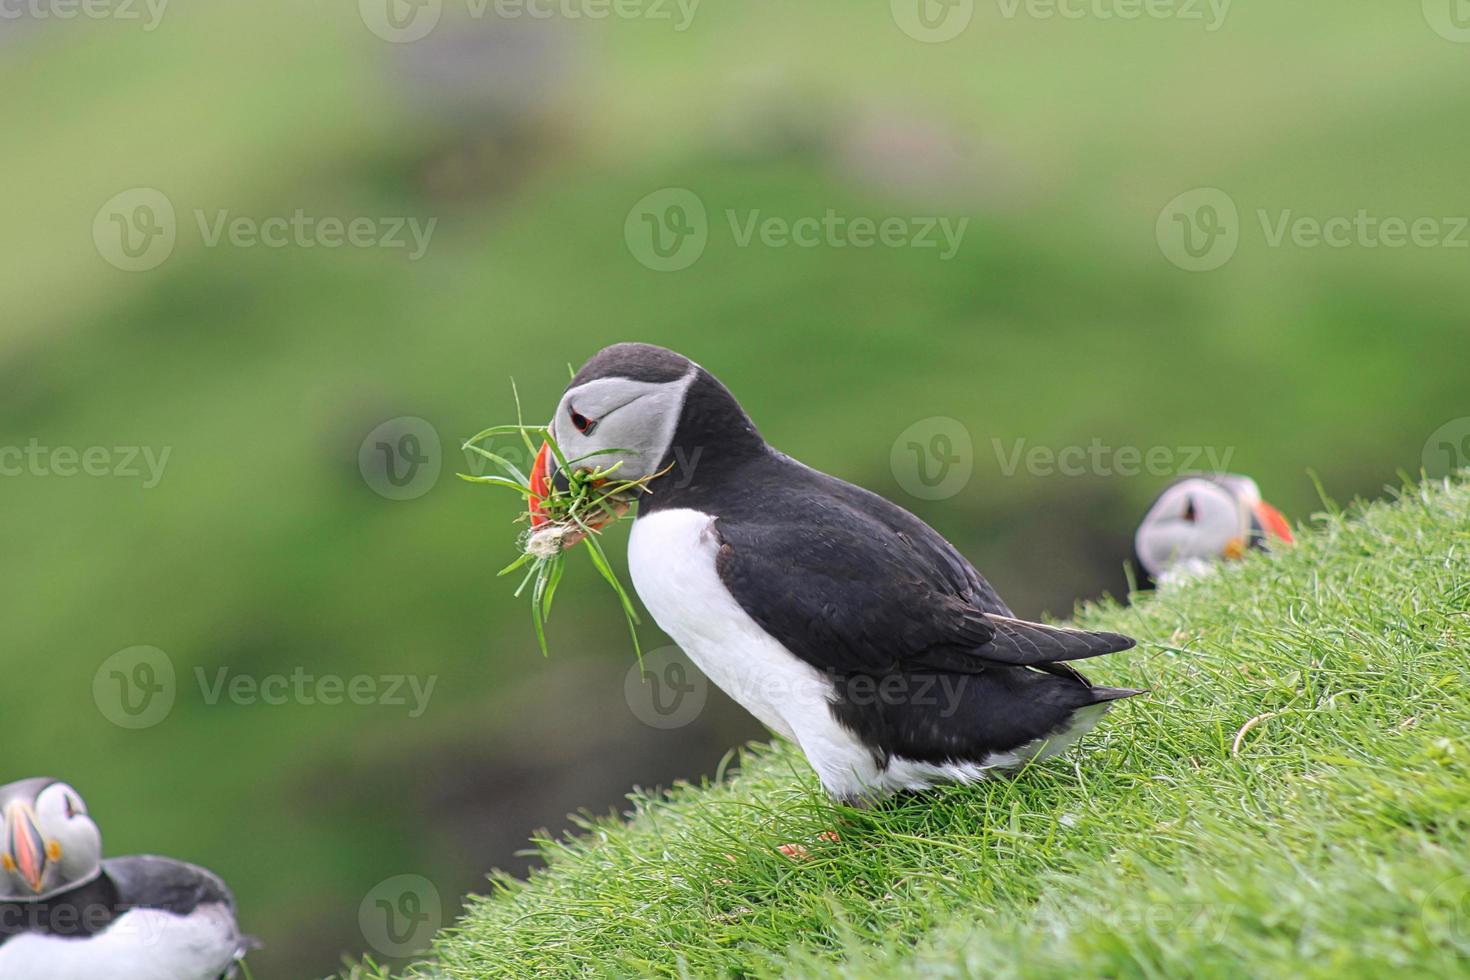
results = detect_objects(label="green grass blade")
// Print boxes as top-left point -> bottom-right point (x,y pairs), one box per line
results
497,551 -> 535,577
541,553 -> 566,618
581,531 -> 644,664
511,560 -> 539,598
458,473 -> 535,495
510,379 -> 541,458
462,445 -> 530,486
462,423 -> 548,447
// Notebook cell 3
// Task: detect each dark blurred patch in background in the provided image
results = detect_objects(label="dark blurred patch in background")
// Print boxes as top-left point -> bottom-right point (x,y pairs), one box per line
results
4,2 -> 1467,975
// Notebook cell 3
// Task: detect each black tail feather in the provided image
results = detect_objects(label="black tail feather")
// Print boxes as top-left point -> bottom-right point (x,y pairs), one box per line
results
979,614 -> 1137,666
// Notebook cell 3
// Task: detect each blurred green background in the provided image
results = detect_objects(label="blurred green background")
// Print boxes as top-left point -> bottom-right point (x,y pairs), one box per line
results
4,1 -> 1468,975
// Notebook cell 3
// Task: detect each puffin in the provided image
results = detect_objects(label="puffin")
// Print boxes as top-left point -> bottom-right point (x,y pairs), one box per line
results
1133,473 -> 1293,589
531,343 -> 1140,803
0,778 -> 254,980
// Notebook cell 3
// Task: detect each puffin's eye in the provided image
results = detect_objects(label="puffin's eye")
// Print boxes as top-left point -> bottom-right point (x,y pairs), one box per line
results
1183,497 -> 1197,523
63,795 -> 80,819
569,409 -> 595,435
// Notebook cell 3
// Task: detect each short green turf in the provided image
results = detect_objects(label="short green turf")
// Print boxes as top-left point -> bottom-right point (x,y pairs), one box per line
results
355,476 -> 1470,979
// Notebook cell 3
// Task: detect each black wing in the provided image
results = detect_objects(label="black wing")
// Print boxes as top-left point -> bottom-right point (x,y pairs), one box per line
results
712,472 -> 1134,675
102,855 -> 236,916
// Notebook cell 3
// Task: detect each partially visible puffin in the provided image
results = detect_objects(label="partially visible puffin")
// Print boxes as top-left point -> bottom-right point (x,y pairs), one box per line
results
531,343 -> 1141,803
1134,473 -> 1294,589
0,778 -> 254,980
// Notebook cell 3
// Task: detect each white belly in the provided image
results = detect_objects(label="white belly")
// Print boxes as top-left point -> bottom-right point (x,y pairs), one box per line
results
0,904 -> 243,980
626,508 -> 1102,800
629,508 -> 883,795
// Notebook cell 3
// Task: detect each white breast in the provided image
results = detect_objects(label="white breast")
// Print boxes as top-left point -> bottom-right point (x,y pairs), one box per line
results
628,508 -> 887,797
0,904 -> 244,980
626,508 -> 1108,800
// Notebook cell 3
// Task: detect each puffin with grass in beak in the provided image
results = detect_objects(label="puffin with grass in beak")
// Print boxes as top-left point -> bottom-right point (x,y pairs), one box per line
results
1134,473 -> 1294,589
0,778 -> 254,980
530,343 -> 1140,803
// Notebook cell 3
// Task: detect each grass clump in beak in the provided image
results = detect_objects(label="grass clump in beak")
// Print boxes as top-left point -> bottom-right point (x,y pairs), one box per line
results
459,384 -> 664,662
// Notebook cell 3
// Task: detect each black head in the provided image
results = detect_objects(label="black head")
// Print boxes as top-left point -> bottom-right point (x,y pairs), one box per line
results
549,344 -> 765,502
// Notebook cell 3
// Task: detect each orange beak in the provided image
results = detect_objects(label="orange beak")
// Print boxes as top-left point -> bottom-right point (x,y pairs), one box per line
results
1253,500 -> 1294,544
528,442 -> 552,528
4,803 -> 46,894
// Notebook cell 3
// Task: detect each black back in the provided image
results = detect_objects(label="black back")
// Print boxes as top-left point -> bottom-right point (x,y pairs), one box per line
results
0,855 -> 235,948
628,355 -> 1134,676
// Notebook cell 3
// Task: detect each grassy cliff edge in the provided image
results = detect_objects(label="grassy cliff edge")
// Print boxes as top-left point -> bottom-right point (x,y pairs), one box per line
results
377,477 -> 1470,979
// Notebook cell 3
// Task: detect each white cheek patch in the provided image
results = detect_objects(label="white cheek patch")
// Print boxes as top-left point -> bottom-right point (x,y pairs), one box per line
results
1136,481 -> 1245,577
555,372 -> 695,478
